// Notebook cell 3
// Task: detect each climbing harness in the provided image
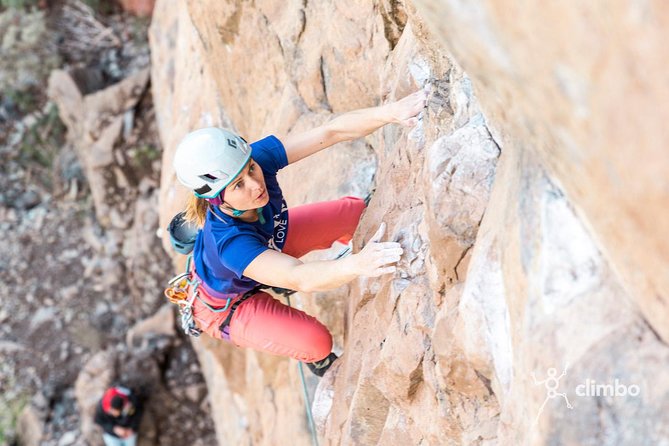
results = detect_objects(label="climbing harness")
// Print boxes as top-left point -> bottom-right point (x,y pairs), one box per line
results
164,255 -> 237,337
217,285 -> 261,334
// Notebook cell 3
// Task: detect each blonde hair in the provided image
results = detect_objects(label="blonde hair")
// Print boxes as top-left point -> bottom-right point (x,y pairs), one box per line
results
185,194 -> 210,227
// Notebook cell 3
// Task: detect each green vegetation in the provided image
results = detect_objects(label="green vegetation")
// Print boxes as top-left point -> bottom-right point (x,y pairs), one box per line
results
80,0 -> 116,15
18,103 -> 67,172
129,15 -> 151,45
4,87 -> 39,115
0,0 -> 39,9
130,143 -> 161,170
1,0 -> 111,12
0,392 -> 29,445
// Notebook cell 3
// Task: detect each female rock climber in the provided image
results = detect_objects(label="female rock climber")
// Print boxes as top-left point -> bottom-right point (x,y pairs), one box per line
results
171,89 -> 427,376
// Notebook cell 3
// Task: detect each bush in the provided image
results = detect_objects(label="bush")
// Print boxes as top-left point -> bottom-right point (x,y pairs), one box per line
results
1,0 -> 39,9
18,103 -> 67,171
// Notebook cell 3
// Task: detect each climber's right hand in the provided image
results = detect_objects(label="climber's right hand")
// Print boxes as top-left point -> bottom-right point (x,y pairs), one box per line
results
352,223 -> 403,277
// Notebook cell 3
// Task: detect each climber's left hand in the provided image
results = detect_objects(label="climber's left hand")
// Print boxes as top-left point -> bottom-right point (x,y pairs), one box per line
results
282,87 -> 428,164
385,89 -> 428,127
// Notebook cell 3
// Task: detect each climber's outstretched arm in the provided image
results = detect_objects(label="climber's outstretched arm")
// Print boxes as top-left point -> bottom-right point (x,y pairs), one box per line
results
243,223 -> 403,292
282,89 -> 427,164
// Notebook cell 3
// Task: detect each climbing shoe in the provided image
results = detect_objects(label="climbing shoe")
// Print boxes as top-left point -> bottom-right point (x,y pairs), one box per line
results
306,352 -> 338,377
270,287 -> 296,297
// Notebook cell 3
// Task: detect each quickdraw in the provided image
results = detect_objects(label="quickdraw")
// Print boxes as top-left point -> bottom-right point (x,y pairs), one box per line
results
164,255 -> 239,337
164,256 -> 202,337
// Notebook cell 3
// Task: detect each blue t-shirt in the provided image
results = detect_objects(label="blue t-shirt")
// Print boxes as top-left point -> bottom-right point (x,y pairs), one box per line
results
192,135 -> 289,297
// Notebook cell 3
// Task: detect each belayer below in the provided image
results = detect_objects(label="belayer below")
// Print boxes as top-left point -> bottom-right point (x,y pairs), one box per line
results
165,89 -> 427,376
94,386 -> 143,446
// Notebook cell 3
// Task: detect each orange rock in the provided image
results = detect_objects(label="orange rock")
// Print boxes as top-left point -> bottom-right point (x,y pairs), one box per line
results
118,0 -> 155,17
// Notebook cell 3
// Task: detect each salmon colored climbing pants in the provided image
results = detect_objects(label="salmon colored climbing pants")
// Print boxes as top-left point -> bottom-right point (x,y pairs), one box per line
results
193,196 -> 366,363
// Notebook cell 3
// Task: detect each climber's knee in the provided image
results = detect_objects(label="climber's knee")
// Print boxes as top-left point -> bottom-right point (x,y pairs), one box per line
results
299,322 -> 333,363
229,292 -> 333,362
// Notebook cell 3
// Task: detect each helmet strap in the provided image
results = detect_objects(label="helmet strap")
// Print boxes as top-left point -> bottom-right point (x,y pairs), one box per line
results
221,201 -> 247,217
205,196 -> 251,219
207,195 -> 224,206
205,200 -> 247,219
204,189 -> 247,216
204,189 -> 225,206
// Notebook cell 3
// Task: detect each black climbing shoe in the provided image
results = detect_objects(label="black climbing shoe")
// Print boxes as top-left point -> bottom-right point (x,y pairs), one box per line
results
270,287 -> 296,297
306,352 -> 338,377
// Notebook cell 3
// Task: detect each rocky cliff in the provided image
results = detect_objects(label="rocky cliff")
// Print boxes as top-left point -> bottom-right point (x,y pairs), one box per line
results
151,1 -> 669,445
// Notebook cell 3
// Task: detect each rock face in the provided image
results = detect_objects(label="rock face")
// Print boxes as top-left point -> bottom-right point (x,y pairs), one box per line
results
151,1 -> 669,445
411,0 -> 669,343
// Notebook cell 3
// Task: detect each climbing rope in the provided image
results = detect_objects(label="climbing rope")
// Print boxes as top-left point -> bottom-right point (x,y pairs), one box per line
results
282,244 -> 352,446
273,289 -> 319,446
286,292 -> 320,446
292,244 -> 352,446
298,361 -> 320,446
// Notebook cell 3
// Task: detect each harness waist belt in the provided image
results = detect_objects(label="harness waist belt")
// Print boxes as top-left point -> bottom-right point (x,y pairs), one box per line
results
218,286 -> 262,333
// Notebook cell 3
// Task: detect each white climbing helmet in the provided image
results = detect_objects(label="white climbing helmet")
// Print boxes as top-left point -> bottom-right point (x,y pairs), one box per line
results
173,127 -> 251,199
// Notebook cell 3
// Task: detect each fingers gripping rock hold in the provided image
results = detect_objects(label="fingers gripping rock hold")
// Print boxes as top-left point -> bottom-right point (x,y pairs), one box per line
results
355,223 -> 404,277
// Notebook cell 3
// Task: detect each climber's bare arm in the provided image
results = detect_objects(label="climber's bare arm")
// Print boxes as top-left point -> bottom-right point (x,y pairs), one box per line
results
243,223 -> 403,292
282,90 -> 427,164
